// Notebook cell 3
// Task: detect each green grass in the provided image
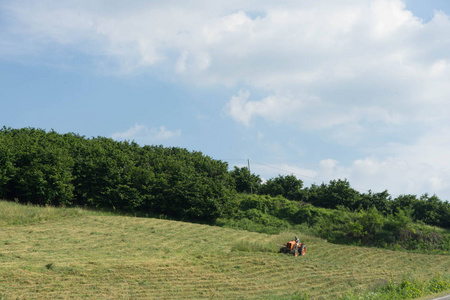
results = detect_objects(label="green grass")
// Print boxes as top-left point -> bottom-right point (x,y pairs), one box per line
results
0,200 -> 124,228
340,274 -> 450,300
0,201 -> 88,226
0,200 -> 449,299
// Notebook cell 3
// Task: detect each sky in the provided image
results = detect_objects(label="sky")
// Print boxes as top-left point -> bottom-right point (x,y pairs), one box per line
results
1,0 -> 450,201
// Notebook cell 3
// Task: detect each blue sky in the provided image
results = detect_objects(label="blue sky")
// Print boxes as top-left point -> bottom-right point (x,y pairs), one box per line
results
1,0 -> 450,200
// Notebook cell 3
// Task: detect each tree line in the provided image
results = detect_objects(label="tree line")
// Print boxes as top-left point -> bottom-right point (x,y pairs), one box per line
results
217,193 -> 450,252
230,166 -> 450,229
0,127 -> 233,222
1,127 -> 449,229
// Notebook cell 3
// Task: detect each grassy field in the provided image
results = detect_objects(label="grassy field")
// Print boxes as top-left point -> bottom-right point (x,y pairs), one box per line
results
1,201 -> 449,299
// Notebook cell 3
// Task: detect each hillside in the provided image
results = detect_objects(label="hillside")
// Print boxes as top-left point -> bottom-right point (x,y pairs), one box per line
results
1,202 -> 449,299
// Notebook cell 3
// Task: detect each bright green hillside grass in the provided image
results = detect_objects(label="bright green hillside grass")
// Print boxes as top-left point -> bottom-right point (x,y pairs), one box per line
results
1,201 -> 449,299
0,201 -> 98,226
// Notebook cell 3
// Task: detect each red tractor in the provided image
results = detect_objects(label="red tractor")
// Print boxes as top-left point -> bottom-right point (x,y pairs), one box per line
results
280,240 -> 306,256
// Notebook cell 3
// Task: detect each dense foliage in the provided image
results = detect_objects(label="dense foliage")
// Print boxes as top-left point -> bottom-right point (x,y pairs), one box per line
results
0,127 -> 234,222
341,274 -> 450,300
259,174 -> 304,200
235,171 -> 450,229
229,166 -> 262,194
218,194 -> 450,253
305,181 -> 450,229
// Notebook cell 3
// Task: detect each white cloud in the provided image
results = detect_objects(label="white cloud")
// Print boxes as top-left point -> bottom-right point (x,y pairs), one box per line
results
111,124 -> 146,140
225,90 -> 314,127
175,51 -> 188,73
276,154 -> 450,199
347,156 -> 450,198
303,132 -> 450,198
111,124 -> 181,143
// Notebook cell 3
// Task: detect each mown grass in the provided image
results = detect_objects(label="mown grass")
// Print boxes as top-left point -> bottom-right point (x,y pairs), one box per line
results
0,200 -> 449,299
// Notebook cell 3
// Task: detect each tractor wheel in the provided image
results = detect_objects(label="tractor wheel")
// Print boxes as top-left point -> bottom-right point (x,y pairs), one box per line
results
300,244 -> 306,256
280,247 -> 286,253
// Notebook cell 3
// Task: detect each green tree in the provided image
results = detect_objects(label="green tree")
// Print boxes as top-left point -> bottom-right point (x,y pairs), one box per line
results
229,166 -> 261,194
414,194 -> 442,227
146,147 -> 234,222
305,179 -> 358,209
0,128 -> 75,205
259,174 -> 304,201
0,127 -> 235,223
357,190 -> 391,213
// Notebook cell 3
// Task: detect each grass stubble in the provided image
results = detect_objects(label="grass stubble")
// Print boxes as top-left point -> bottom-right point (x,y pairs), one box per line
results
0,201 -> 449,299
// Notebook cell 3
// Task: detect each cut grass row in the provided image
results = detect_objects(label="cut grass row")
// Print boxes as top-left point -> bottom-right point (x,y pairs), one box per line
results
1,201 -> 449,299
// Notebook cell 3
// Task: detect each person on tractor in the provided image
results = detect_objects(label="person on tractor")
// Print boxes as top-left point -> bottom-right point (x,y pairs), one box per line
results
294,236 -> 299,256
279,236 -> 306,256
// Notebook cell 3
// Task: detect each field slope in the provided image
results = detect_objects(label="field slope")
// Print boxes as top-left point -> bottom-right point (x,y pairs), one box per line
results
1,204 -> 449,299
